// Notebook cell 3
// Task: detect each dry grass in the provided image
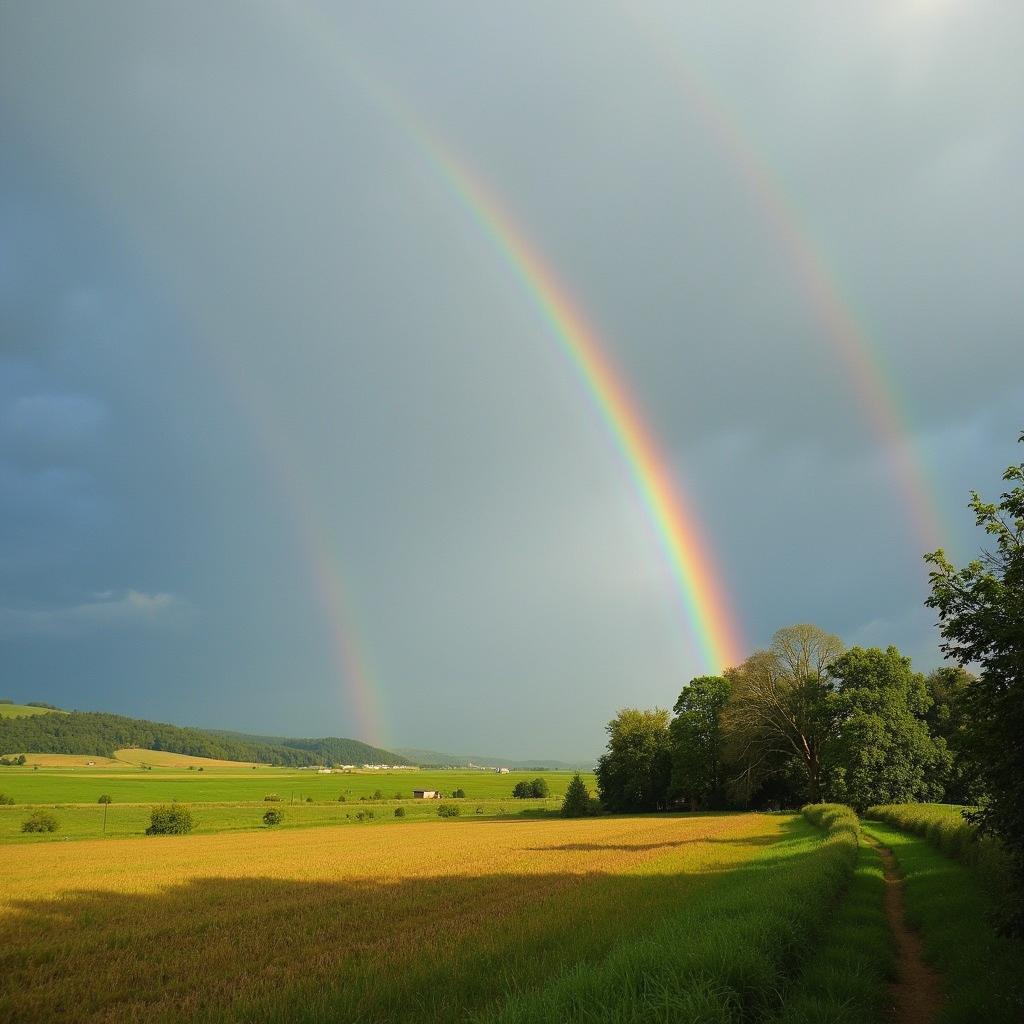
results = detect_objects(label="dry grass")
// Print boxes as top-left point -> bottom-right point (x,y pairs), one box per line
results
11,752 -> 123,768
1,812 -> 783,1022
113,748 -> 264,769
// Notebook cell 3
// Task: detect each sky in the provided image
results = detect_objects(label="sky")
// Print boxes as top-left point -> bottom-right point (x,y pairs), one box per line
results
1,1 -> 1021,760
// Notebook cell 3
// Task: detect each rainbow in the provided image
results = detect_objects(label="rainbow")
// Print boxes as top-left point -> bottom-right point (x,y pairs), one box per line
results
626,9 -> 946,551
280,5 -> 746,673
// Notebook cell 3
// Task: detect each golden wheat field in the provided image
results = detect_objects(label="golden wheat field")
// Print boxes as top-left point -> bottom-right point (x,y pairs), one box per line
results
0,811 -> 787,1023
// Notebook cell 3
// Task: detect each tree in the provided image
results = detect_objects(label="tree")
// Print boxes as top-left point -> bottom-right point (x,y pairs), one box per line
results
924,666 -> 982,804
669,676 -> 731,809
529,778 -> 549,798
146,805 -> 194,835
511,781 -> 531,799
561,773 -> 591,817
825,646 -> 950,811
926,432 -> 1024,931
22,810 -> 58,832
262,809 -> 283,826
595,708 -> 672,812
722,624 -> 845,804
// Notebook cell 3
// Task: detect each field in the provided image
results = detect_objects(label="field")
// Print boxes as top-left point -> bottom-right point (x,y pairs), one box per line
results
1,810 -> 842,1023
0,764 -> 591,843
0,703 -> 65,719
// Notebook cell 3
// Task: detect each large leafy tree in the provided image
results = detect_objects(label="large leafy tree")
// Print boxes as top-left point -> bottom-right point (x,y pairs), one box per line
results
595,708 -> 672,812
826,646 -> 950,812
722,624 -> 845,803
668,676 -> 731,809
926,432 -> 1024,931
924,665 -> 981,804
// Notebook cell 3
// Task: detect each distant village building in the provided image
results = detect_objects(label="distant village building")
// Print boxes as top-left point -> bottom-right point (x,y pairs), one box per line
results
316,767 -> 332,774
495,767 -> 510,774
413,789 -> 439,799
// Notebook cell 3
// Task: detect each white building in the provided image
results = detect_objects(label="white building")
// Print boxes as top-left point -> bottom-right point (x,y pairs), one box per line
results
413,789 -> 439,799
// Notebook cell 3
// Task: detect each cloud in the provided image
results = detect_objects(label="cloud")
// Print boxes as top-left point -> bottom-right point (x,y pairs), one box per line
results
0,589 -> 195,638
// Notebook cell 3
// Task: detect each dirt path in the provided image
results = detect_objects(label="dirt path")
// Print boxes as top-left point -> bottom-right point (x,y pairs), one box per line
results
868,836 -> 944,1024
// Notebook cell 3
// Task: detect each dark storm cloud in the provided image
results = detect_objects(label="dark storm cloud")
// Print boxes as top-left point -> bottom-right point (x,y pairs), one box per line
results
0,1 -> 1020,756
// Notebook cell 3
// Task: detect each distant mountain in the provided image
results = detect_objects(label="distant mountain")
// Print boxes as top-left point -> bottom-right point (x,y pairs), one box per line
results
393,747 -> 594,771
0,708 -> 409,767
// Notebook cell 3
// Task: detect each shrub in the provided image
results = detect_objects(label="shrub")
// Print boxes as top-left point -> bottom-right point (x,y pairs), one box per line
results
263,809 -> 283,826
355,809 -> 377,822
475,806 -> 485,815
97,794 -> 112,804
263,794 -> 281,802
394,806 -> 406,818
0,793 -> 15,805
306,796 -> 313,803
531,777 -> 550,798
393,791 -> 403,799
197,766 -> 203,772
452,788 -> 466,798
337,794 -> 346,802
373,789 -> 384,800
437,803 -> 460,818
146,805 -> 194,835
21,811 -> 58,833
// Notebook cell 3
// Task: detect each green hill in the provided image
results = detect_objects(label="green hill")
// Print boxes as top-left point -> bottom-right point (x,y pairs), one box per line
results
0,708 -> 409,767
0,702 -> 67,719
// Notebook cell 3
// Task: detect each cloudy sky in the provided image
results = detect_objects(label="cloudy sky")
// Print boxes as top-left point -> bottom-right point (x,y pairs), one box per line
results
1,2 -> 1021,759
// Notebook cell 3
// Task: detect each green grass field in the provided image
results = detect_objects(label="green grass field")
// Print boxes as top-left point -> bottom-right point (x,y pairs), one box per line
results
0,702 -> 65,718
0,765 -> 590,805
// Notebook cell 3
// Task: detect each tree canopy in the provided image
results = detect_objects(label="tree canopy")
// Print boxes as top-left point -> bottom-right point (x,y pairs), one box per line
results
595,708 -> 671,812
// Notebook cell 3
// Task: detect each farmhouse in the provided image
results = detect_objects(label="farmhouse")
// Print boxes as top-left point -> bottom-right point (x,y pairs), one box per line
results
413,789 -> 439,799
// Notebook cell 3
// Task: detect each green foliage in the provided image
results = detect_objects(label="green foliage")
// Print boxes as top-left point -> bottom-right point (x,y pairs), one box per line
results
263,794 -> 280,802
825,646 -> 950,811
510,779 -> 547,799
529,778 -> 548,798
145,805 -> 194,835
668,675 -> 730,809
26,701 -> 61,710
926,432 -> 1024,932
0,709 -> 410,767
452,788 -> 466,798
372,789 -> 383,799
925,666 -> 982,803
0,792 -> 15,805
437,802 -> 460,817
337,794 -> 346,802
560,773 -> 591,817
262,809 -> 283,826
595,708 -> 672,812
97,794 -> 112,804
0,754 -> 27,766
21,811 -> 58,833
393,806 -> 406,818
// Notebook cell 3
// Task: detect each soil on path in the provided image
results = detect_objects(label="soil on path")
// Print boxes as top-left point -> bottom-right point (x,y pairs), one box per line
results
869,836 -> 944,1024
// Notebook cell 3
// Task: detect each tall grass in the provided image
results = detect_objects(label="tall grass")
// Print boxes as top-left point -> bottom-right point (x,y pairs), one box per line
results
473,805 -> 860,1023
863,820 -> 1024,1024
868,803 -> 1011,901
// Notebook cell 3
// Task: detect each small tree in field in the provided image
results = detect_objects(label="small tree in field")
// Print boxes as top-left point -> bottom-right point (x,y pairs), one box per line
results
530,778 -> 549,798
561,773 -> 591,817
263,809 -> 283,826
437,803 -> 460,818
97,794 -> 112,804
394,806 -> 406,818
146,805 -> 193,835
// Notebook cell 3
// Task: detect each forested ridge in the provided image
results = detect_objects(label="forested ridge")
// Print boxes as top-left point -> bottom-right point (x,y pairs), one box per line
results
0,710 -> 409,767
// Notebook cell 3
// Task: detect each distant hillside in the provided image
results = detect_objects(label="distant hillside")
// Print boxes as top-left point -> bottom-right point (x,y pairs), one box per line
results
0,702 -> 67,719
394,747 -> 594,771
0,708 -> 409,767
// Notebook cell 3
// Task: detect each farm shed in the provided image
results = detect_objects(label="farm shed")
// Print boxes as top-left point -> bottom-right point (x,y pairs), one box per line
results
412,790 -> 438,799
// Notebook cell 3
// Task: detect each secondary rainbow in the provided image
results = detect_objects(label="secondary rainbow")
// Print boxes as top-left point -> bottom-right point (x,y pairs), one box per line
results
626,8 -> 947,551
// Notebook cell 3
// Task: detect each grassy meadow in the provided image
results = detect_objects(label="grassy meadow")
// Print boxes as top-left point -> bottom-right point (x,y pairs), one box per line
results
0,762 -> 590,843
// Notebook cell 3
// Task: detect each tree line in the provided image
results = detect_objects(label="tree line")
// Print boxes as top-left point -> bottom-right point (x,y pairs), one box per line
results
596,429 -> 1023,931
0,710 -> 408,768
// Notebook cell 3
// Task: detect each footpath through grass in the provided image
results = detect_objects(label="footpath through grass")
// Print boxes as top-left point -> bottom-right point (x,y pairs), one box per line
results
863,818 -> 1024,1024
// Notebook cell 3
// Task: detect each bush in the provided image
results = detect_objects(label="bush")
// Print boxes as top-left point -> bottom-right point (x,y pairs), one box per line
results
452,788 -> 466,798
145,805 -> 194,835
513,778 -> 549,799
306,796 -> 313,803
21,811 -> 58,833
263,794 -> 281,802
437,803 -> 460,818
0,793 -> 15,805
372,789 -> 383,800
337,794 -> 346,802
197,766 -> 203,772
355,809 -> 377,822
394,806 -> 406,818
475,806 -> 485,815
97,794 -> 112,804
263,809 -> 283,826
